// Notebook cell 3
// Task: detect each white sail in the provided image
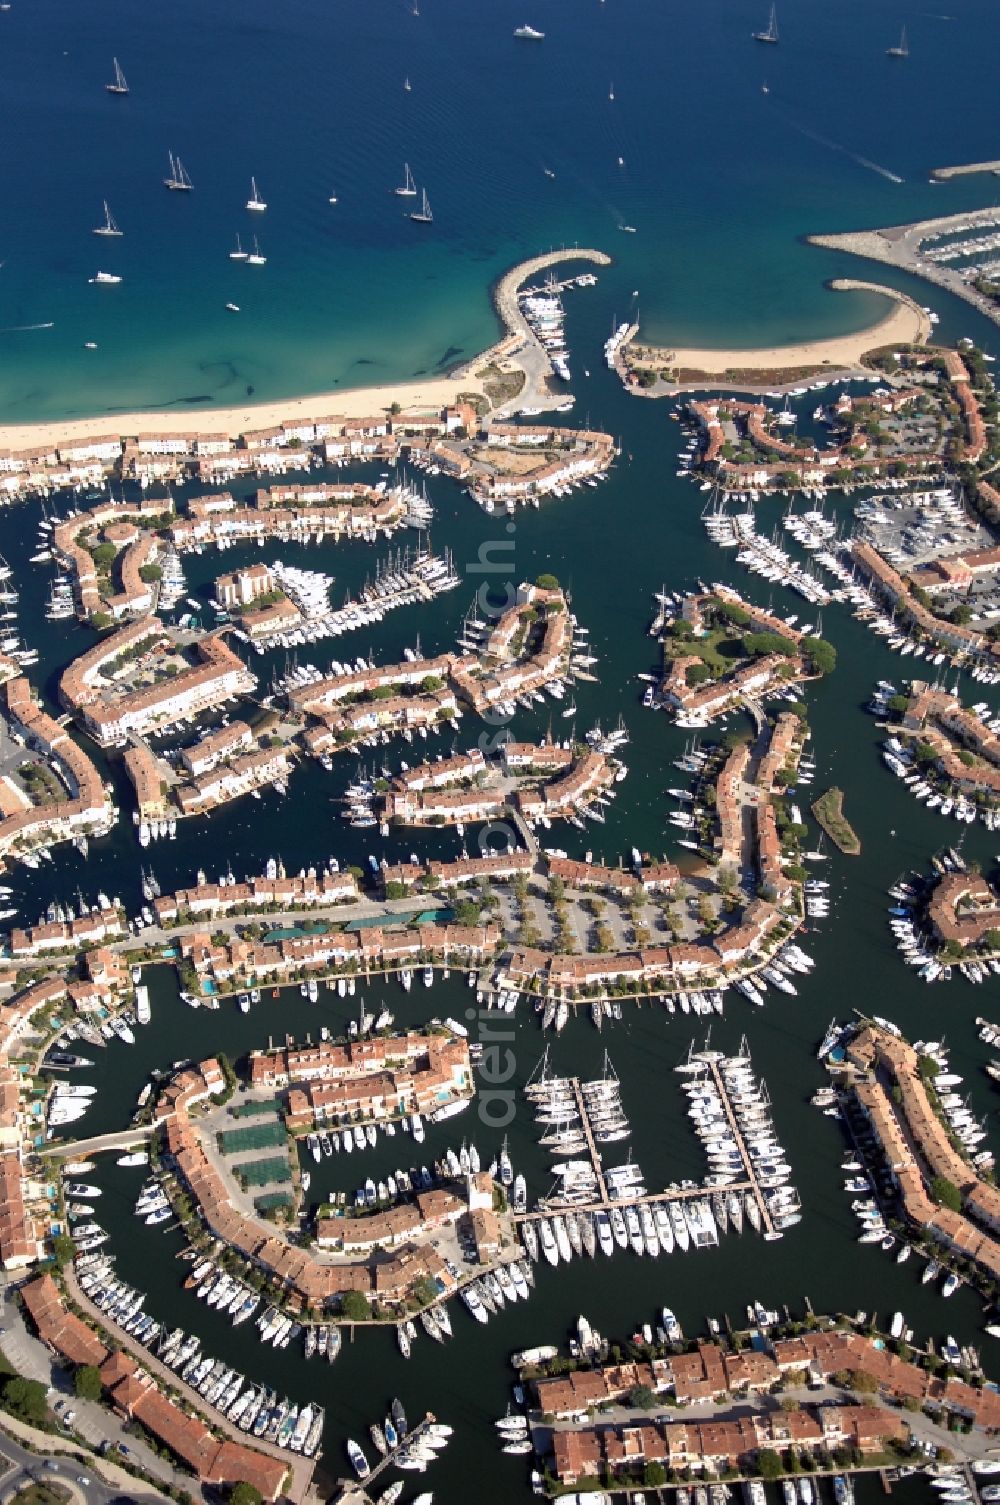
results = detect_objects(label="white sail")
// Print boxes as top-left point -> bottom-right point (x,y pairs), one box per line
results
93,201 -> 122,237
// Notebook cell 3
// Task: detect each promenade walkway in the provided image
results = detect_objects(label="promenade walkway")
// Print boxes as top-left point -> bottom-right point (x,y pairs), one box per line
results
63,1266 -> 315,1503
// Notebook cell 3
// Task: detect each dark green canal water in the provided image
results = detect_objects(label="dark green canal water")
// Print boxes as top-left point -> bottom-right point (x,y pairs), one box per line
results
7,276 -> 994,1502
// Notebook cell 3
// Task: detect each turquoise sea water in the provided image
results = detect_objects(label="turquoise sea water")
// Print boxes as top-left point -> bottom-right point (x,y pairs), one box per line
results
1,0 -> 999,421
3,4 -> 1000,1503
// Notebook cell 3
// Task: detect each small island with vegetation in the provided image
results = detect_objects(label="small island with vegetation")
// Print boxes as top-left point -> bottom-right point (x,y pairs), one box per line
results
811,786 -> 861,856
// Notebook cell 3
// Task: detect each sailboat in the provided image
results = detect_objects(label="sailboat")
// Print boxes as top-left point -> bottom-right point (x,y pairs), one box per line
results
886,25 -> 908,57
229,234 -> 248,261
246,176 -> 267,211
247,236 -> 267,265
105,57 -> 129,95
395,163 -> 417,197
163,152 -> 193,191
609,81 -> 615,101
409,188 -> 432,223
404,76 -> 412,91
753,4 -> 779,42
93,202 -> 122,237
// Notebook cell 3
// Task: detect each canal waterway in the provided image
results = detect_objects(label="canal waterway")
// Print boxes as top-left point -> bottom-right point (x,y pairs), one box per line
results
7,278 -> 997,1502
2,1 -> 1000,1497
1,0 -> 999,422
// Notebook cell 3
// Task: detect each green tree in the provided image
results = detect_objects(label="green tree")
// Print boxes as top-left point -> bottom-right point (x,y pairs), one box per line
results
74,1364 -> 102,1401
228,1486 -> 263,1505
645,1462 -> 668,1487
2,1376 -> 49,1425
51,1233 -> 76,1268
90,542 -> 117,570
932,1176 -> 962,1213
743,632 -> 796,658
341,1290 -> 371,1321
629,1384 -> 656,1409
535,573 -> 560,591
802,636 -> 837,677
757,1450 -> 783,1480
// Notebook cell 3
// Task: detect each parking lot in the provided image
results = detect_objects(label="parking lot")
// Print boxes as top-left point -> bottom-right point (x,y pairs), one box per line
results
855,488 -> 1000,624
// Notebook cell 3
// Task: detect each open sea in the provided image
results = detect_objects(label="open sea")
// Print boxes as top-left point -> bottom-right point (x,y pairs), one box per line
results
0,0 -> 998,420
2,1 -> 1000,1502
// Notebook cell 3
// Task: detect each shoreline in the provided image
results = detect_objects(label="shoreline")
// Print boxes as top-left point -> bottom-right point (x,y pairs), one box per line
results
807,211 -> 1000,334
0,247 -> 611,454
622,279 -> 930,380
931,159 -> 1000,181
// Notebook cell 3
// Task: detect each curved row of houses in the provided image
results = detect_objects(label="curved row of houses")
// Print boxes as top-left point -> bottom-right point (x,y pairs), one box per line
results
0,676 -> 115,867
58,617 -> 256,748
847,1023 -> 1000,1283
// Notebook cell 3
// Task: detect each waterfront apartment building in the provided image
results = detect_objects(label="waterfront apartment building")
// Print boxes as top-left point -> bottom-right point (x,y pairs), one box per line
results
179,720 -> 254,776
900,680 -> 1000,797
151,867 -> 359,925
0,676 -> 115,865
926,871 -> 1000,950
851,540 -> 997,659
551,1404 -> 907,1486
174,745 -> 292,816
60,624 -> 256,747
122,742 -> 171,821
215,563 -> 275,609
848,1024 -> 1000,1283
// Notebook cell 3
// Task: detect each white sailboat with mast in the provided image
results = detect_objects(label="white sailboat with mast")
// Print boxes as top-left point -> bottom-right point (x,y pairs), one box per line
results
105,57 -> 129,95
247,236 -> 267,266
163,152 -> 193,191
93,202 -> 123,238
753,4 -> 779,43
886,25 -> 908,57
246,176 -> 267,212
395,163 -> 417,197
229,234 -> 248,261
409,188 -> 432,223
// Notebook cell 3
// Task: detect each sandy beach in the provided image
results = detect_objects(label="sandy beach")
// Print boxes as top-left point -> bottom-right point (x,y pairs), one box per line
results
628,280 -> 931,376
0,372 -> 489,453
0,248 -> 613,454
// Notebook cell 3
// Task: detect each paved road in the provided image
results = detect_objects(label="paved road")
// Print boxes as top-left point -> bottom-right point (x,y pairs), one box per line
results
0,1282 -> 184,1497
0,1426 -> 162,1505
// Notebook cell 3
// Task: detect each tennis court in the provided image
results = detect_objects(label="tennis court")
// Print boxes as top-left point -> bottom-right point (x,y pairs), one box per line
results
218,1119 -> 285,1154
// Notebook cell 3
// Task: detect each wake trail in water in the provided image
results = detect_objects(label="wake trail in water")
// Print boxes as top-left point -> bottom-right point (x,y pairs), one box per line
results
0,321 -> 54,332
775,110 -> 904,183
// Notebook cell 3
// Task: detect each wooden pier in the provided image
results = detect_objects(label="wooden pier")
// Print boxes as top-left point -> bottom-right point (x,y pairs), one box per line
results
571,1075 -> 609,1205
353,1414 -> 436,1491
704,1057 -> 778,1238
512,1176 -> 756,1222
512,1067 -> 782,1238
